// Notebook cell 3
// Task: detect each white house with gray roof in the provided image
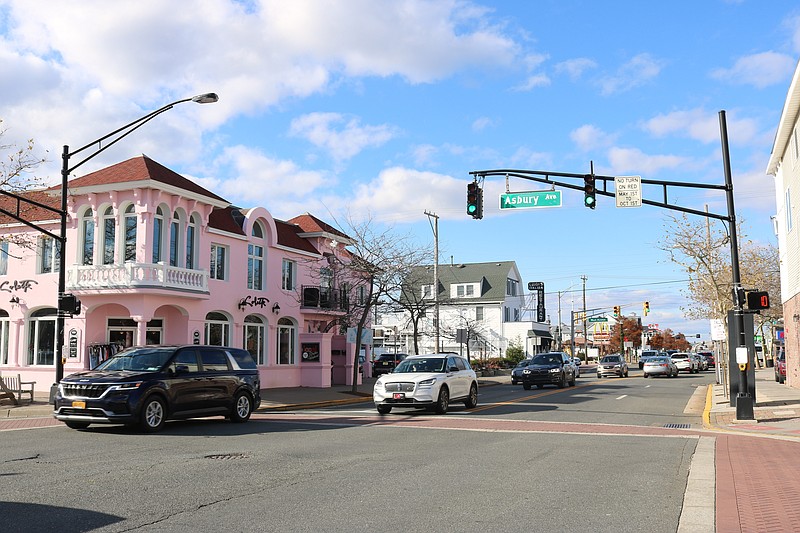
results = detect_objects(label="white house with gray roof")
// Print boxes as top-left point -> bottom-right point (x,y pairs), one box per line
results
373,260 -> 553,360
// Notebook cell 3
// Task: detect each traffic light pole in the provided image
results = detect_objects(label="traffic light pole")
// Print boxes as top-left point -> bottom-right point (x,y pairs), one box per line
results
469,109 -> 755,420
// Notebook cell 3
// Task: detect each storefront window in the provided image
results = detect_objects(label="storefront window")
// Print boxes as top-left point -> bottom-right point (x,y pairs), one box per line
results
27,308 -> 57,365
277,318 -> 296,365
244,314 -> 266,365
107,318 -> 163,347
205,312 -> 230,346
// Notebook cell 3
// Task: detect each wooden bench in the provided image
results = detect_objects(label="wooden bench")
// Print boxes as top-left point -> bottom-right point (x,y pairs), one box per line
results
0,373 -> 36,405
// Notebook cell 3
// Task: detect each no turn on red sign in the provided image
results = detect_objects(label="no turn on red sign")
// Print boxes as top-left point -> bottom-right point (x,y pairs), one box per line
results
615,175 -> 642,208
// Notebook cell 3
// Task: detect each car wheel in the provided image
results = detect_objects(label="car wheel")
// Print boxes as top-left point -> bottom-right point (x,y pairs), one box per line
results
434,387 -> 449,415
643,373 -> 649,378
230,391 -> 252,423
558,373 -> 567,388
376,405 -> 392,414
624,370 -> 629,378
523,383 -> 531,390
536,384 -> 544,389
597,374 -> 602,379
780,375 -> 786,384
139,396 -> 166,432
775,373 -> 779,383
464,383 -> 478,409
569,375 -> 576,387
64,421 -> 90,430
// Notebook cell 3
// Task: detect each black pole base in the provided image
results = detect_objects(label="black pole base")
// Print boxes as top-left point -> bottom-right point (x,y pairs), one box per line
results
735,392 -> 755,421
49,383 -> 59,404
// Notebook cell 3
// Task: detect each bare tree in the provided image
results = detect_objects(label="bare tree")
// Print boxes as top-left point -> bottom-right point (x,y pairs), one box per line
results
330,213 -> 432,392
658,213 -> 782,357
383,267 -> 436,355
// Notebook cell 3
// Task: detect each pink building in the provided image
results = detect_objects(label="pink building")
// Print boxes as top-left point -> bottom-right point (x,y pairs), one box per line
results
0,155 -> 369,393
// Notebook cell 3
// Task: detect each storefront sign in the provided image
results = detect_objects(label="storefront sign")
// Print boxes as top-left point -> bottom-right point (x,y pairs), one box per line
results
0,279 -> 38,292
237,295 -> 270,311
301,343 -> 320,362
68,329 -> 79,358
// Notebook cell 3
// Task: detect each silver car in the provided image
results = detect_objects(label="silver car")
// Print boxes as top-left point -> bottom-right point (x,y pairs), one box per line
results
643,356 -> 678,378
670,353 -> 698,374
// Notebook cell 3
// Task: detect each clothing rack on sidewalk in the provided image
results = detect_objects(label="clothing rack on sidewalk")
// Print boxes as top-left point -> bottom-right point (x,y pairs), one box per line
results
88,343 -> 125,369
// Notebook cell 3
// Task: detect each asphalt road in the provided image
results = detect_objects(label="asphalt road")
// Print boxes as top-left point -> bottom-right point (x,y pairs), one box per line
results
1,369 -> 717,533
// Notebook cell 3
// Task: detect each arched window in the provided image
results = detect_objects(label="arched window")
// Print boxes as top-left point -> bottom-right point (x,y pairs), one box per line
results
186,214 -> 198,270
243,314 -> 266,365
248,222 -> 264,290
169,212 -> 181,267
204,312 -> 230,346
124,204 -> 137,262
81,207 -> 94,265
277,318 -> 296,365
27,308 -> 57,365
102,206 -> 115,265
153,206 -> 165,263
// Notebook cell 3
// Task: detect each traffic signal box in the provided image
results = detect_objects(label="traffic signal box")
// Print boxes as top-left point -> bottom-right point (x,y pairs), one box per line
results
643,301 -> 650,316
613,305 -> 620,317
583,175 -> 596,209
59,293 -> 82,316
467,181 -> 483,219
745,291 -> 770,311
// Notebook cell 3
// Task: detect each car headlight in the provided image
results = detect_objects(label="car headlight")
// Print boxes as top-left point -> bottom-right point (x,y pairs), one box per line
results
418,378 -> 437,388
613,364 -> 621,368
549,368 -> 560,373
109,382 -> 142,391
522,369 -> 531,374
374,379 -> 384,390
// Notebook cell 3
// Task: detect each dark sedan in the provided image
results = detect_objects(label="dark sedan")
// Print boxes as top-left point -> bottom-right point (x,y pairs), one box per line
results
520,352 -> 576,390
511,359 -> 532,385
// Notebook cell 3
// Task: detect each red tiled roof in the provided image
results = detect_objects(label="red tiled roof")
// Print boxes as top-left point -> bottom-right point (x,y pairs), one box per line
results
57,154 -> 228,203
276,219 -> 320,254
0,189 -> 61,224
287,213 -> 350,240
208,206 -> 246,236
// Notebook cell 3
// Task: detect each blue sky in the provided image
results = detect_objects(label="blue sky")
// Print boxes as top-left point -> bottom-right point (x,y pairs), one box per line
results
2,0 -> 798,340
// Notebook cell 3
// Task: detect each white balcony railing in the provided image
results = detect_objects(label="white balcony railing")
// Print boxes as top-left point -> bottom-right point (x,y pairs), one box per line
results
67,263 -> 209,293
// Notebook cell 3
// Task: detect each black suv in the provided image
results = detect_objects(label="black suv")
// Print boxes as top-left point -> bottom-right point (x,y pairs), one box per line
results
372,353 -> 407,376
54,345 -> 261,432
520,351 -> 577,390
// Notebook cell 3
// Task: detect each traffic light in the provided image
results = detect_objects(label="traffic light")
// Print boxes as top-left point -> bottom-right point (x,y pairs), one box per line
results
745,291 -> 770,311
467,181 -> 483,219
643,301 -> 650,316
583,175 -> 596,209
613,305 -> 620,317
59,293 -> 81,316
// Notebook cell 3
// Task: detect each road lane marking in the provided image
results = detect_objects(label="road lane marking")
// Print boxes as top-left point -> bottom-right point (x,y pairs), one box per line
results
616,395 -> 628,400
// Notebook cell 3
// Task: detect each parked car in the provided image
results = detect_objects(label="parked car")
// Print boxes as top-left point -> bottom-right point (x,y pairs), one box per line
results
775,352 -> 786,384
671,352 -> 698,374
520,352 -> 576,390
53,345 -> 261,432
638,349 -> 661,369
372,353 -> 408,376
597,354 -> 629,378
511,359 -> 532,385
697,351 -> 715,369
643,356 -> 679,378
373,354 -> 478,414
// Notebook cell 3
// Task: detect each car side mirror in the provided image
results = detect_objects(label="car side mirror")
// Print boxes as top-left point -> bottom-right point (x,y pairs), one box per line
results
449,366 -> 459,372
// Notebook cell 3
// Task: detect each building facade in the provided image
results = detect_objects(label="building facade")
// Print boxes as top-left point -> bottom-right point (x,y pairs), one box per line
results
0,155 -> 368,393
374,261 -> 552,359
767,59 -> 800,388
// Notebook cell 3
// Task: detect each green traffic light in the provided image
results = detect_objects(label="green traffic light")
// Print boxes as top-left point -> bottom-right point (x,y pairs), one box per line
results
468,204 -> 477,213
584,197 -> 595,206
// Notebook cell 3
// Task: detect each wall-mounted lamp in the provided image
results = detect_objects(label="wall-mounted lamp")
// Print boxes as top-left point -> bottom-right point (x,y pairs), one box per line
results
9,295 -> 20,304
272,303 -> 281,314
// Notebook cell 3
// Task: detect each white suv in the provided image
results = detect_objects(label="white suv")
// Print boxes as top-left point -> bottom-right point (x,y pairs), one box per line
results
670,352 -> 698,374
373,354 -> 478,415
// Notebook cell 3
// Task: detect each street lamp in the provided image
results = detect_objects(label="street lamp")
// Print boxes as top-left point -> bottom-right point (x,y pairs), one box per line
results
53,93 -> 218,391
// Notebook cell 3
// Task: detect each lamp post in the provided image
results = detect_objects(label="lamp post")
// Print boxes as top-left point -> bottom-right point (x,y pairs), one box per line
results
53,93 -> 218,389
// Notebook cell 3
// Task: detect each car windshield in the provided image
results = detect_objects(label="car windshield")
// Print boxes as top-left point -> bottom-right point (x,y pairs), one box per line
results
394,358 -> 446,373
671,354 -> 688,359
531,354 -> 561,365
516,360 -> 530,368
601,356 -> 621,363
94,347 -> 175,372
648,357 -> 667,363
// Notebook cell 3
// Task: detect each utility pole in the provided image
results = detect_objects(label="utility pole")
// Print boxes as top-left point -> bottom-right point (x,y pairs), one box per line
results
424,211 -> 440,353
582,275 -> 588,360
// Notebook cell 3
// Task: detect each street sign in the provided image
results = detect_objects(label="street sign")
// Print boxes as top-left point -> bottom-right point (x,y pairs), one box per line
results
615,175 -> 642,208
588,317 -> 608,323
500,190 -> 562,209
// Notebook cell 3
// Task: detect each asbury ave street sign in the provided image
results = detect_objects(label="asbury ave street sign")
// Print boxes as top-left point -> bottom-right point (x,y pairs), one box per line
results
500,190 -> 562,209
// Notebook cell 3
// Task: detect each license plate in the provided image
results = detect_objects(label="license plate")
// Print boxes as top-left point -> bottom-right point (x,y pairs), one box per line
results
393,393 -> 405,400
71,400 -> 86,409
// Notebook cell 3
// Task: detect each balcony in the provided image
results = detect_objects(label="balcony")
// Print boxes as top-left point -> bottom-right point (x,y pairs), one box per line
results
301,286 -> 349,312
67,263 -> 208,293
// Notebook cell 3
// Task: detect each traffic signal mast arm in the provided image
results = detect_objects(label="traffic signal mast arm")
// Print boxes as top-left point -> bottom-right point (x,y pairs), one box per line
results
468,167 -> 731,222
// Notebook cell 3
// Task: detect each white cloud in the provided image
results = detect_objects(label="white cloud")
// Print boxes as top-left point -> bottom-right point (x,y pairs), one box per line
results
555,58 -> 597,80
710,51 -> 795,88
606,147 -> 689,176
289,112 -> 397,162
472,117 -> 494,132
642,108 -> 761,145
513,73 -> 551,91
570,124 -> 617,152
598,53 -> 663,96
